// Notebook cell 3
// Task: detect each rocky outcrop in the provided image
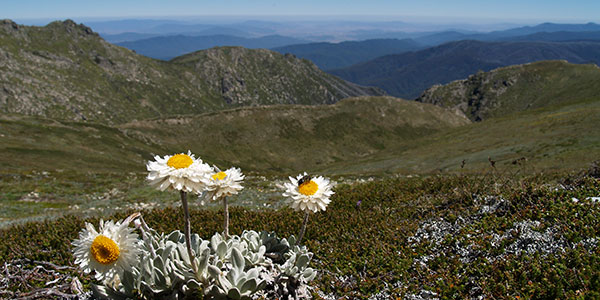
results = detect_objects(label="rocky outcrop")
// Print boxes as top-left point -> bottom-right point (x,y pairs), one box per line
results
416,68 -> 519,121
415,60 -> 600,121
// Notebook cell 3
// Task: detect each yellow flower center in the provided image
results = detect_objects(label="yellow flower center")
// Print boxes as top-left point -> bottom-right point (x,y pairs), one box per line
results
298,180 -> 318,196
90,235 -> 120,265
212,171 -> 227,181
167,154 -> 193,169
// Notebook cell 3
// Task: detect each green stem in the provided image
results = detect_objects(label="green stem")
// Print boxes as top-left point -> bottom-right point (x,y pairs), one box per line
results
223,196 -> 229,239
297,211 -> 310,244
180,190 -> 197,273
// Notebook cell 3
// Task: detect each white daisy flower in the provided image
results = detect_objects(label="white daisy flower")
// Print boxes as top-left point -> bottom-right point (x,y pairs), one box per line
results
72,219 -> 141,282
146,151 -> 213,193
283,172 -> 335,213
205,167 -> 245,200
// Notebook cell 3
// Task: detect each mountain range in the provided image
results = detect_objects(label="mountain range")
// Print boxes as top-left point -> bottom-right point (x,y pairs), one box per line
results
101,26 -> 252,43
3,61 -> 598,174
1,19 -> 599,175
117,34 -> 308,60
412,22 -> 600,46
86,21 -> 598,66
269,29 -> 600,71
0,19 -> 380,124
272,39 -> 421,70
479,22 -> 600,39
330,39 -> 600,99
95,20 -> 600,76
495,31 -> 600,42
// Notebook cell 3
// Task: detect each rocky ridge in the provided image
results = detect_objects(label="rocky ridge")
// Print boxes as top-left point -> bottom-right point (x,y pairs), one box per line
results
172,47 -> 383,106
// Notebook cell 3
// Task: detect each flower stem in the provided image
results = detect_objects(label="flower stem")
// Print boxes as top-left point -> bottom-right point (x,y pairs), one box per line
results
297,211 -> 310,244
180,190 -> 197,273
223,196 -> 229,239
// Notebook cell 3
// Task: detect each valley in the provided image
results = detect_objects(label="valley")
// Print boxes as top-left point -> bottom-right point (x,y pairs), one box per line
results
1,19 -> 599,178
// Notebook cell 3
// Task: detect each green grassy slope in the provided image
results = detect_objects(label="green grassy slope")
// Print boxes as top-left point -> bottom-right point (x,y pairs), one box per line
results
307,60 -> 600,175
326,95 -> 600,174
2,89 -> 598,177
121,96 -> 469,173
0,97 -> 469,174
0,96 -> 468,226
0,113 -> 166,172
416,60 -> 600,121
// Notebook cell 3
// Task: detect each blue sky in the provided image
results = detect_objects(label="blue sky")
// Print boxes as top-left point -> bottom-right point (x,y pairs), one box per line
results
3,0 -> 600,23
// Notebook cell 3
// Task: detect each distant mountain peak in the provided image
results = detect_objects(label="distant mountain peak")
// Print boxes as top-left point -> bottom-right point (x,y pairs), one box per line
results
522,22 -> 600,33
1,19 -> 19,29
0,19 -> 22,36
171,46 -> 384,105
45,19 -> 98,37
115,33 -> 308,60
272,38 -> 422,70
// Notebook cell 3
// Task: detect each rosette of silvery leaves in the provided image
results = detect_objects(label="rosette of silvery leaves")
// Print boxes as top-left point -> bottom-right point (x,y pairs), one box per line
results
91,217 -> 317,300
91,219 -> 199,300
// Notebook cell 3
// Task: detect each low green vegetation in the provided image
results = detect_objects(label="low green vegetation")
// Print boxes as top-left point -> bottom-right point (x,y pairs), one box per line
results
3,86 -> 599,176
0,96 -> 469,175
328,93 -> 600,174
1,167 -> 599,299
0,114 -> 162,172
121,96 -> 469,173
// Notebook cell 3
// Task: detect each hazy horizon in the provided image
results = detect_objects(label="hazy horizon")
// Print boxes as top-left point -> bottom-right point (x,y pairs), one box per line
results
4,0 -> 600,25
9,17 -> 532,35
